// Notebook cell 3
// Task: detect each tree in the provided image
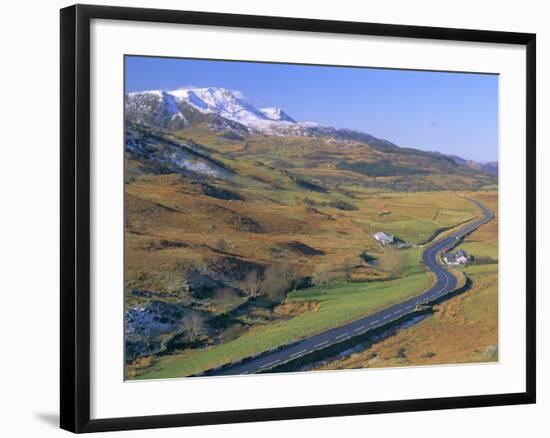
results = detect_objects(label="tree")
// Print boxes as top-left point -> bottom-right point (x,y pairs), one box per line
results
241,270 -> 261,300
279,263 -> 296,288
261,264 -> 294,304
312,265 -> 331,294
182,313 -> 205,344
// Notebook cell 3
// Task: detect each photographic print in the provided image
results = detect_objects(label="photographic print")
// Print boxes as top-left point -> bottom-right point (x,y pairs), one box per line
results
123,56 -> 499,380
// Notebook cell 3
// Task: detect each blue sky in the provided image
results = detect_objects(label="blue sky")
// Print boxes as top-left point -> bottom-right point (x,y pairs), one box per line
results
126,56 -> 498,162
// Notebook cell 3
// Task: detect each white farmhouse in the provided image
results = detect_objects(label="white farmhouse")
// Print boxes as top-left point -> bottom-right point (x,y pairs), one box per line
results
373,231 -> 394,245
442,249 -> 470,265
442,253 -> 460,265
455,249 -> 470,264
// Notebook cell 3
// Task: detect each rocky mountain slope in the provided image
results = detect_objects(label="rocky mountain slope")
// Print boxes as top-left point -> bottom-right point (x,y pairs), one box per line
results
126,86 -> 498,179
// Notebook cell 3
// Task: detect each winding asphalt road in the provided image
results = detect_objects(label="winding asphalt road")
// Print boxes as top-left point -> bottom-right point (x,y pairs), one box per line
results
209,197 -> 494,376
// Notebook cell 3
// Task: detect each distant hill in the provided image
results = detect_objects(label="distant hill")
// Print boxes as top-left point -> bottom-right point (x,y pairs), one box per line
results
447,155 -> 498,176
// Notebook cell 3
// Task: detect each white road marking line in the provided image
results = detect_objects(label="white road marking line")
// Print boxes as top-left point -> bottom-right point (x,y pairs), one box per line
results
314,340 -> 329,348
353,326 -> 365,332
260,359 -> 280,369
371,319 -> 379,325
393,311 -> 401,315
383,314 -> 391,319
405,305 -> 413,309
335,333 -> 348,340
289,349 -> 307,358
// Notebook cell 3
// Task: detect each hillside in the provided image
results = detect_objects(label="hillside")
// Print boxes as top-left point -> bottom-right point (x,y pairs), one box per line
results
123,87 -> 498,378
125,86 -> 498,188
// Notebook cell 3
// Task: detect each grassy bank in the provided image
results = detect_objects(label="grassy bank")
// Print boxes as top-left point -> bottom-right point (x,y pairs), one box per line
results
138,259 -> 430,379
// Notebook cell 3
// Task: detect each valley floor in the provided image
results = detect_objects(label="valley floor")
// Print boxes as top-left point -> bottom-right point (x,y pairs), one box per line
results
128,192 -> 497,379
314,191 -> 498,371
123,93 -> 499,380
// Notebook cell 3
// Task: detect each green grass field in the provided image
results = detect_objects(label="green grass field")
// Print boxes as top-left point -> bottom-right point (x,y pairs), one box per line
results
137,256 -> 430,379
459,241 -> 498,260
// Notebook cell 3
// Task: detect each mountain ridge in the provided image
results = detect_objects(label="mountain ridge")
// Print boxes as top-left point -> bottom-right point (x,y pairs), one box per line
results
125,86 -> 497,175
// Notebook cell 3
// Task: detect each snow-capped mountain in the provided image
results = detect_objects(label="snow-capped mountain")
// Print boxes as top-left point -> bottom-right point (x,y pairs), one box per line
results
167,87 -> 269,125
126,86 -> 418,150
125,87 -> 497,176
126,87 -> 315,135
126,87 -> 286,132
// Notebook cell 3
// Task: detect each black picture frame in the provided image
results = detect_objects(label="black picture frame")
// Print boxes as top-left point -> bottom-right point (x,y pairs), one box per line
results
60,4 -> 536,433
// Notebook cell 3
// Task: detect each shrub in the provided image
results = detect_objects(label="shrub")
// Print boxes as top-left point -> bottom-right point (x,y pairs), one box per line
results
328,199 -> 358,211
473,256 -> 498,265
359,251 -> 377,264
396,347 -> 407,358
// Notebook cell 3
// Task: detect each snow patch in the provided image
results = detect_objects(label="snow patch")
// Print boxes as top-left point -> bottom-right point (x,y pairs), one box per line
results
162,91 -> 185,122
259,107 -> 296,123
